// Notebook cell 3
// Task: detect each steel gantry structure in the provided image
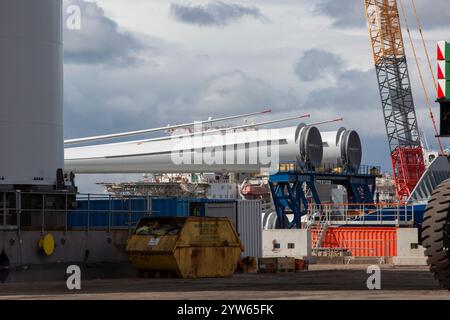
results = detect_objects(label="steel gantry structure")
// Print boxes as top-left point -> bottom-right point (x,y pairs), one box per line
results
364,0 -> 425,200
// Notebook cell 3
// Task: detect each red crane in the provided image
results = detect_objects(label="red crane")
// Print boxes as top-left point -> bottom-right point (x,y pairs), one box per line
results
364,0 -> 425,200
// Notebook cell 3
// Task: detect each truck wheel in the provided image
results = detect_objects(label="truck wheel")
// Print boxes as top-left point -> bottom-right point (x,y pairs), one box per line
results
422,178 -> 450,289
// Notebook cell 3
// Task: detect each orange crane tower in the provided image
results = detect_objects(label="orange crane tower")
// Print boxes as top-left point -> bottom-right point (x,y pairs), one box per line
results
364,0 -> 425,200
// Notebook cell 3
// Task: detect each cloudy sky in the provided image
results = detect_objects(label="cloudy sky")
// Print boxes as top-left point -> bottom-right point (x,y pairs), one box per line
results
62,0 -> 450,193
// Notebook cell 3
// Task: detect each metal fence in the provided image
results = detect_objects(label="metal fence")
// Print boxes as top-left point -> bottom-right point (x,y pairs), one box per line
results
303,202 -> 420,227
340,239 -> 396,257
0,191 -> 153,234
277,162 -> 381,176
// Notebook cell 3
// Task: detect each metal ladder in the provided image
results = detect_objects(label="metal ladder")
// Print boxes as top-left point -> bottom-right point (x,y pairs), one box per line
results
309,206 -> 330,250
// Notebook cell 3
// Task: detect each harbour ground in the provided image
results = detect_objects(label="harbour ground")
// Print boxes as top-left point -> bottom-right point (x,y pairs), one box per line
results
0,265 -> 449,300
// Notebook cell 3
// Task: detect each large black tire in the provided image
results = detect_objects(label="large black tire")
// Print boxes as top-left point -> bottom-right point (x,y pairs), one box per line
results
422,178 -> 450,289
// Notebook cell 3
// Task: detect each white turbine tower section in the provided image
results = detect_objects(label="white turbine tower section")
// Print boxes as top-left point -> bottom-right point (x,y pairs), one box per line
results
0,0 -> 63,185
65,117 -> 342,174
321,128 -> 363,171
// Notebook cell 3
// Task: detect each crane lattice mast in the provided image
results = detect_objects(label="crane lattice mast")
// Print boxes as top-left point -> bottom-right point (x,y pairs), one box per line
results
364,0 -> 425,199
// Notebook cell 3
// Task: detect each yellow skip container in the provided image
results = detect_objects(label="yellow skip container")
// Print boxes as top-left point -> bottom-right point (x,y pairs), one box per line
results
125,217 -> 243,279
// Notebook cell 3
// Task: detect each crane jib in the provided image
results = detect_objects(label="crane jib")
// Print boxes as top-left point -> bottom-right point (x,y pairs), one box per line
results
364,0 -> 425,200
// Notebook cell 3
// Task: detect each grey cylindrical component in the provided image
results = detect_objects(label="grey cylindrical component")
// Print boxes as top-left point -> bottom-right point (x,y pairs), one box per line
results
262,211 -> 276,230
0,0 -> 63,185
295,124 -> 323,169
322,128 -> 362,172
66,124 -> 323,174
262,211 -> 289,230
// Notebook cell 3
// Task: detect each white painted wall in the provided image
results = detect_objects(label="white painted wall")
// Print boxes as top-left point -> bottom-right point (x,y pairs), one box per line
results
262,229 -> 311,259
207,183 -> 237,200
393,228 -> 426,266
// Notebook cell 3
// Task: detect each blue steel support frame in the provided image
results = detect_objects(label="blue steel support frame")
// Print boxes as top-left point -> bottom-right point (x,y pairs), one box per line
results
269,171 -> 376,229
269,182 -> 303,229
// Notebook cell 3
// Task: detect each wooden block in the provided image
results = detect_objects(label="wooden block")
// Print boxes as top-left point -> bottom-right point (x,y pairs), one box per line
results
258,257 -> 296,273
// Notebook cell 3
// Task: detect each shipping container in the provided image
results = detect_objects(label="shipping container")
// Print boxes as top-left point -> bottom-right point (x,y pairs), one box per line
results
237,200 -> 262,258
151,198 -> 190,217
204,202 -> 237,226
68,197 -> 263,259
189,199 -> 235,218
68,198 -> 149,228
68,197 -> 190,228
311,227 -> 397,257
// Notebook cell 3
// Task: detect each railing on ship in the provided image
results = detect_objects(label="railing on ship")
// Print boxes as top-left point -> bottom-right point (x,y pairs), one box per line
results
312,238 -> 396,261
307,202 -> 415,258
276,162 -> 381,176
0,192 -> 154,235
0,194 -> 421,234
303,202 -> 418,228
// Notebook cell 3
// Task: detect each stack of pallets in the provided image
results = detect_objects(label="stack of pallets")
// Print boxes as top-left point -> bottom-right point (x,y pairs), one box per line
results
258,257 -> 296,273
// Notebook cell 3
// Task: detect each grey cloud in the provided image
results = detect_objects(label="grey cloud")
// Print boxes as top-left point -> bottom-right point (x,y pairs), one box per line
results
192,71 -> 297,114
296,49 -> 380,112
314,0 -> 366,28
292,48 -> 441,169
62,0 -> 396,190
292,49 -> 391,168
305,68 -> 379,111
294,49 -> 344,82
314,0 -> 450,29
63,0 -> 143,64
64,66 -> 296,141
409,1 -> 450,28
305,66 -> 391,170
170,1 -> 267,27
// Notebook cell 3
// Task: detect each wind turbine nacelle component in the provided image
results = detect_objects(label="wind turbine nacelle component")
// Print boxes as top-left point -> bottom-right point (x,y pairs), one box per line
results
0,0 -> 63,185
321,128 -> 362,172
295,124 -> 323,169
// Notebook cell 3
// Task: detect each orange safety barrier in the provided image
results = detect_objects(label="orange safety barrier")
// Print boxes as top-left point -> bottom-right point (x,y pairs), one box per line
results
311,227 -> 397,257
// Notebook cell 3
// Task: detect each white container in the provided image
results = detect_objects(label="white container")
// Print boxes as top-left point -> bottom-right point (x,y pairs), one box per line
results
237,200 -> 262,259
201,199 -> 262,258
262,229 -> 311,259
204,202 -> 237,226
207,183 -> 237,199
0,0 -> 63,185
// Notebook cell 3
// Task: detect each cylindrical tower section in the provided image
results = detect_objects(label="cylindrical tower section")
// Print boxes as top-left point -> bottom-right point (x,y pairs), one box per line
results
321,128 -> 362,172
295,124 -> 323,170
0,0 -> 63,185
65,124 -> 325,174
